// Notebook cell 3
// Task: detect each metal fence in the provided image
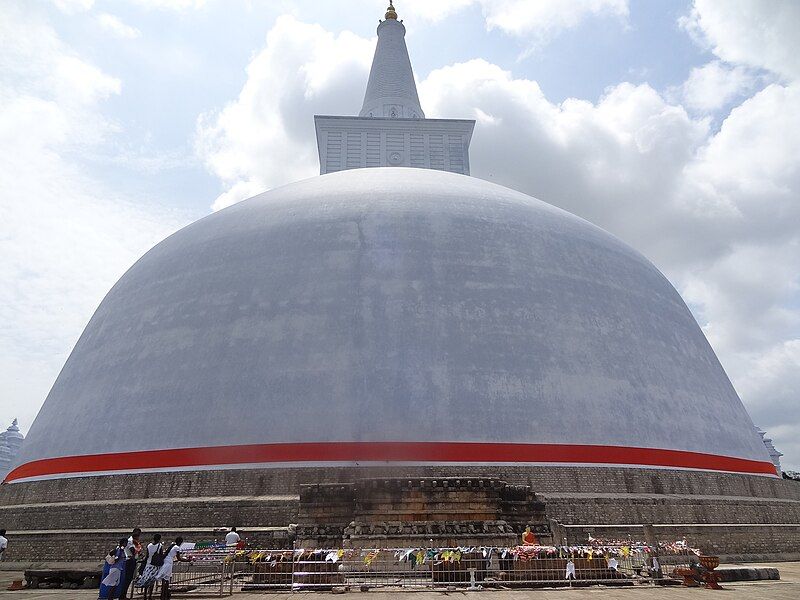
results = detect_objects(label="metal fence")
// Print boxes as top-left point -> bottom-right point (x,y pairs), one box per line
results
160,543 -> 701,595
169,554 -> 232,596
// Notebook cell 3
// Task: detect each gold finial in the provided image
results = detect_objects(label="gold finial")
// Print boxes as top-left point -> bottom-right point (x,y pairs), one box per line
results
385,1 -> 397,20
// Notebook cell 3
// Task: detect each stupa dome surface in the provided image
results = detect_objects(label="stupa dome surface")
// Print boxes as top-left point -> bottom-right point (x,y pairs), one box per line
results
9,168 -> 774,482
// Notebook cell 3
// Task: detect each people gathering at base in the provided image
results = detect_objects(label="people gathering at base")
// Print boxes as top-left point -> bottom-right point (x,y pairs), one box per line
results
101,527 -> 231,600
0,525 -> 701,593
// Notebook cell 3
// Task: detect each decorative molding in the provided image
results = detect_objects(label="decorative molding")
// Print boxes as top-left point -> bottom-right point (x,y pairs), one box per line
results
315,116 -> 475,175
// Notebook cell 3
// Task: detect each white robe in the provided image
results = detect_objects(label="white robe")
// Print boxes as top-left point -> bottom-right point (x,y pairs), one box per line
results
565,560 -> 576,579
155,545 -> 182,582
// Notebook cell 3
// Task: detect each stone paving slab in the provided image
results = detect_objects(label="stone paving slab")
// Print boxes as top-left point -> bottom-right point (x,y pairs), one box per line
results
0,563 -> 797,600
0,585 -> 799,600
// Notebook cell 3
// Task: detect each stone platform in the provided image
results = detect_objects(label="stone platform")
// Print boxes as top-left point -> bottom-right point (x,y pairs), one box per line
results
717,566 -> 781,581
1,465 -> 799,562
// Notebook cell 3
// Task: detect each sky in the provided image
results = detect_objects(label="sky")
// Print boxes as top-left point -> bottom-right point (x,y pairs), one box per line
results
1,0 -> 798,470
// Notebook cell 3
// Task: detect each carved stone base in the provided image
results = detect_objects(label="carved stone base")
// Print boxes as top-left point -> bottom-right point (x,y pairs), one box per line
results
296,477 -> 551,548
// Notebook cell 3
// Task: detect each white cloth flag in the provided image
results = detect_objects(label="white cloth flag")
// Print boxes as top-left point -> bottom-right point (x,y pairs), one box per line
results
565,560 -> 576,579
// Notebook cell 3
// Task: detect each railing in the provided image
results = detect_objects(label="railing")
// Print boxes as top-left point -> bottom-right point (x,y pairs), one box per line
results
163,543 -> 700,594
169,554 -> 231,596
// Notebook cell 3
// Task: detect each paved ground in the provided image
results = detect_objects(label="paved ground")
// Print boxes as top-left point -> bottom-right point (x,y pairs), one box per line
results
0,563 -> 798,600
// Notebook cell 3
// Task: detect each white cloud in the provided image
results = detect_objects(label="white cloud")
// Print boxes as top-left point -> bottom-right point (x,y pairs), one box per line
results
196,8 -> 800,468
682,83 -> 800,232
401,0 -> 477,22
680,0 -> 800,81
52,0 -> 207,13
405,0 -> 628,42
479,0 -> 628,39
0,5 -> 120,146
52,0 -> 95,14
96,13 -> 141,39
420,59 -> 710,252
129,0 -> 207,9
732,340 -> 800,469
195,15 -> 373,210
0,2 -> 186,431
679,60 -> 755,113
680,242 -> 800,354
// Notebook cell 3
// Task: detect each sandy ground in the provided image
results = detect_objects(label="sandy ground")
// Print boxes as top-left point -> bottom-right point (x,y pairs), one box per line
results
0,563 -> 798,600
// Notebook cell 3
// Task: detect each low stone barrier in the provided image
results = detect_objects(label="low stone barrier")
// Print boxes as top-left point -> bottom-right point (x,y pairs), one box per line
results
716,567 -> 780,581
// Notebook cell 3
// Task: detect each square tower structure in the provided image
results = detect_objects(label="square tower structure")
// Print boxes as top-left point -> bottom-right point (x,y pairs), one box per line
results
315,3 -> 474,175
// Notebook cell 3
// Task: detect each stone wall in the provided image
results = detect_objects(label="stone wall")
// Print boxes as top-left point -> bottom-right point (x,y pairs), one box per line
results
3,466 -> 799,504
2,466 -> 799,563
543,494 -> 800,525
0,496 -> 298,531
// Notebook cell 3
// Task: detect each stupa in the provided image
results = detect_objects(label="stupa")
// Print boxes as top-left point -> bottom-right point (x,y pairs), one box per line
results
1,2 -> 798,562
0,419 -> 24,482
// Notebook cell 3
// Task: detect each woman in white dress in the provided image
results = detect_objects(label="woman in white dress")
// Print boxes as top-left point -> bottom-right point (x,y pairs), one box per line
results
155,536 -> 192,600
135,534 -> 162,600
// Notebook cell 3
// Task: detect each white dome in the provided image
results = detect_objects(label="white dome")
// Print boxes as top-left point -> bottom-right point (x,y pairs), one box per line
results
9,168 -> 774,482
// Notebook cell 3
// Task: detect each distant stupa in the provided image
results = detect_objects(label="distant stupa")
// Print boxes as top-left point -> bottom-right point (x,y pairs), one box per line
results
0,419 -> 24,481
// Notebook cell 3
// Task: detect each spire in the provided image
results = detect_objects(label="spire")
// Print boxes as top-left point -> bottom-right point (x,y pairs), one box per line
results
359,2 -> 425,119
314,0 -> 474,175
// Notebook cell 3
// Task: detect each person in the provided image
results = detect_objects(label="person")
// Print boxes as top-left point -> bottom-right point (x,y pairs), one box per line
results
688,556 -> 708,585
521,526 -> 537,545
136,534 -> 162,600
102,539 -> 128,600
607,556 -> 619,571
119,528 -> 142,600
224,527 -> 240,547
156,536 -> 193,600
651,556 -> 662,578
0,529 -> 7,562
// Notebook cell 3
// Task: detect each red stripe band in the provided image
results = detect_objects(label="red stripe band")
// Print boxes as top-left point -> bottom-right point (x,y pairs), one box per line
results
4,441 -> 777,483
